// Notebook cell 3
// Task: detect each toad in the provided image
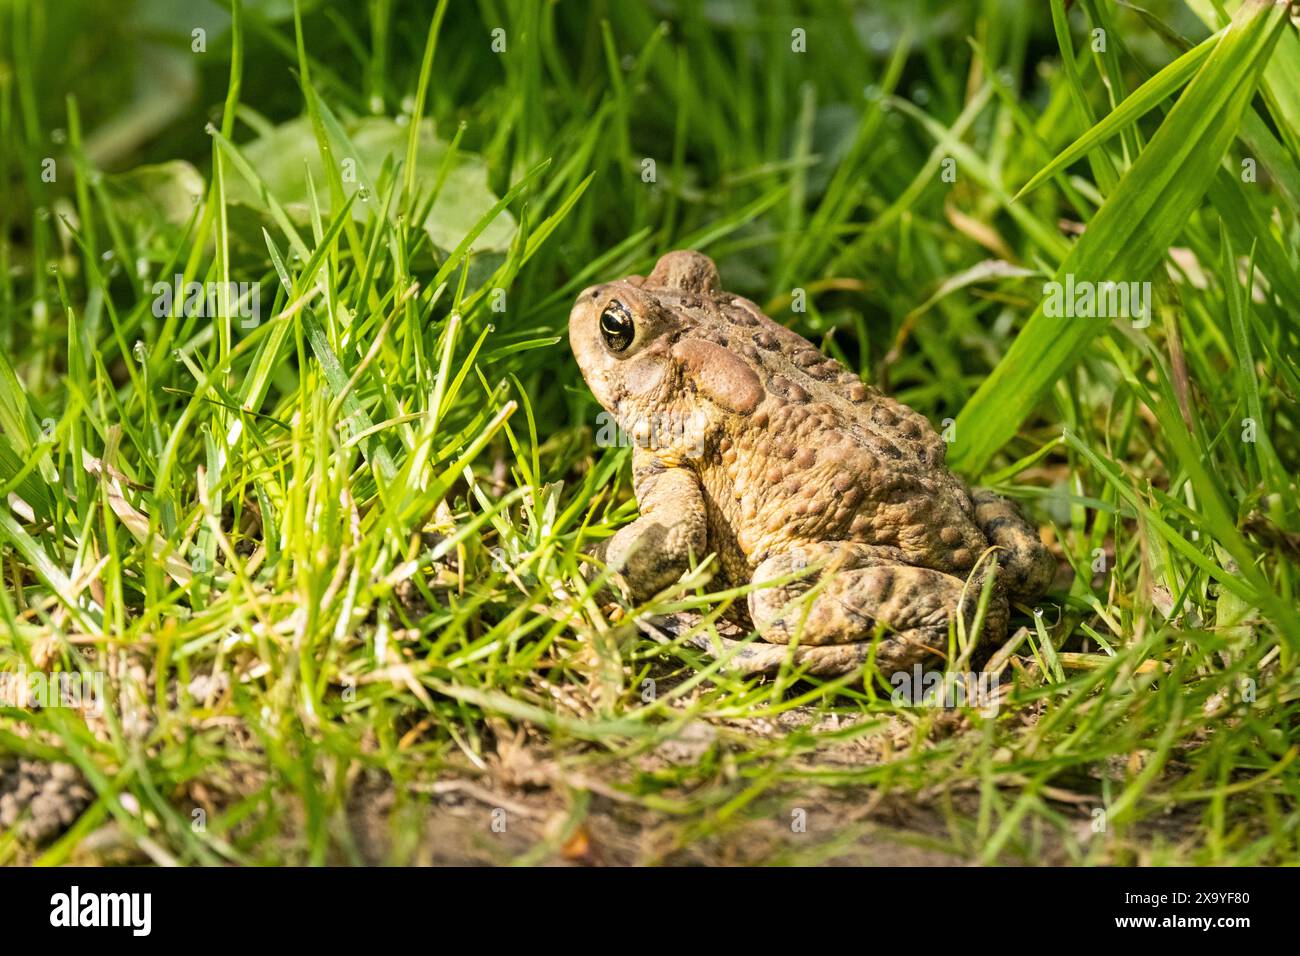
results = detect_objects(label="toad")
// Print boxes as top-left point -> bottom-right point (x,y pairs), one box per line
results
569,251 -> 1053,675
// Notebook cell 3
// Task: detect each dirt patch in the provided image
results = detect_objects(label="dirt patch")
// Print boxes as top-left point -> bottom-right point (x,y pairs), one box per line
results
336,700 -> 1066,866
343,768 -> 977,866
0,757 -> 94,845
0,645 -> 1200,865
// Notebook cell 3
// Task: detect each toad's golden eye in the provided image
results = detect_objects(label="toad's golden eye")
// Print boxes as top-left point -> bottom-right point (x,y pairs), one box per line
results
599,301 -> 634,353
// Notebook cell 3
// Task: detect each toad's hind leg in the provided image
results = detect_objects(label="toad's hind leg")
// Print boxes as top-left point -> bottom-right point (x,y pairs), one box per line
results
744,543 -> 1005,675
971,489 -> 1054,600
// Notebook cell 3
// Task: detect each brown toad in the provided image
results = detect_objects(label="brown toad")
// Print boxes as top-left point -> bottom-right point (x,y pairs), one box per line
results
569,250 -> 1053,675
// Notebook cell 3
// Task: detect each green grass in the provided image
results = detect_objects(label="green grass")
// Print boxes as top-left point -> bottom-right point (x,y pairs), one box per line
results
1,0 -> 1298,865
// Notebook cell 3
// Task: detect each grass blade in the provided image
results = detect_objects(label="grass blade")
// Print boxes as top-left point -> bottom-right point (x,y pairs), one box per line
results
952,0 -> 1290,475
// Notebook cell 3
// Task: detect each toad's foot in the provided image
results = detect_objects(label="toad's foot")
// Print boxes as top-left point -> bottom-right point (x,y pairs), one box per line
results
971,489 -> 1054,600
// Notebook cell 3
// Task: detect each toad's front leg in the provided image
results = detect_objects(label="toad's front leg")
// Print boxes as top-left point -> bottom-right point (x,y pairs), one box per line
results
594,449 -> 708,599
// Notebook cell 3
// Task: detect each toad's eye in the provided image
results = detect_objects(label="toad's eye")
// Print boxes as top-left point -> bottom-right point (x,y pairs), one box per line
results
599,301 -> 635,353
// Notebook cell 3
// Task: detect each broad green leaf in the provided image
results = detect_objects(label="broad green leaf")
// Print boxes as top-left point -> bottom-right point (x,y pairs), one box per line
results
225,116 -> 517,258
1013,26 -> 1224,201
101,160 -> 206,262
1185,0 -> 1300,160
951,0 -> 1291,476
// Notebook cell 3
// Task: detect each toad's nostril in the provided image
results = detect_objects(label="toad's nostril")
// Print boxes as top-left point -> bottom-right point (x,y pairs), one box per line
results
590,285 -> 604,299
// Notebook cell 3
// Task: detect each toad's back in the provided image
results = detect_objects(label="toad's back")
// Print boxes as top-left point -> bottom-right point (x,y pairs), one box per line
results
654,290 -> 990,580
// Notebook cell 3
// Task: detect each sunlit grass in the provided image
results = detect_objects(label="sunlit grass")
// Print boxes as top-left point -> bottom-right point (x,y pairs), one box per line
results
0,0 -> 1297,865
